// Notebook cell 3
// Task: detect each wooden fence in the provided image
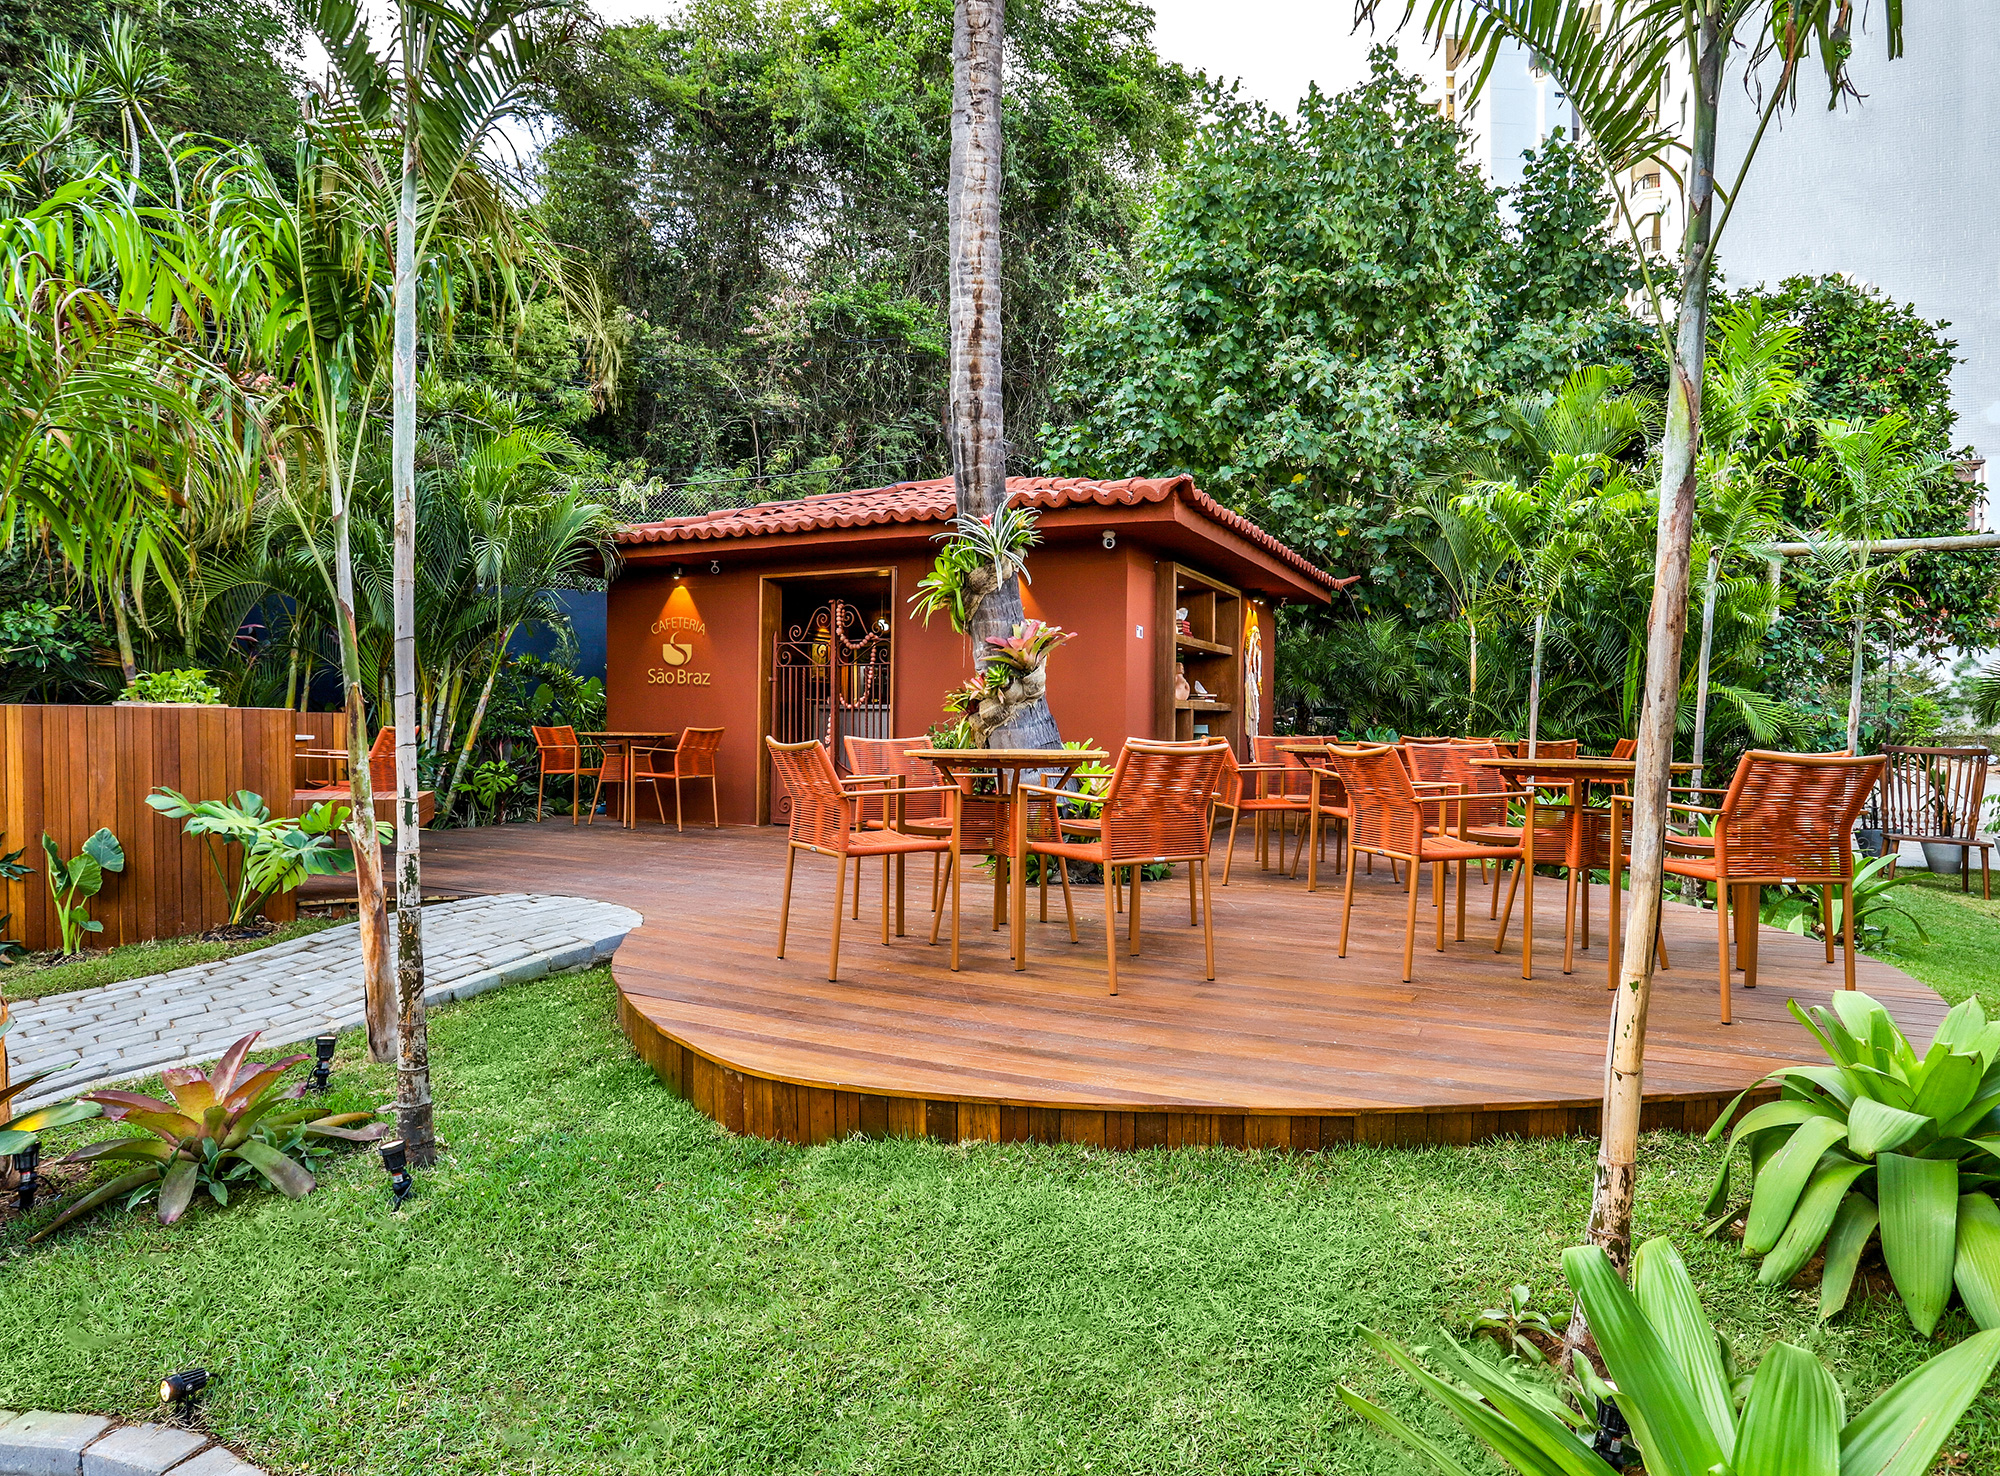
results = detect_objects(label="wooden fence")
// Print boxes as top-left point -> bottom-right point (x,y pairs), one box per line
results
1,705 -> 347,953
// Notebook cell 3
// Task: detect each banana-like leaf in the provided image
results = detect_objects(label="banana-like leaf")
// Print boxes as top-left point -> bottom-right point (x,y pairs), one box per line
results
1746,1116 -> 1850,1254
1910,1050 -> 1983,1126
232,1138 -> 315,1199
1336,1385 -> 1490,1476
1877,1152 -> 1960,1336
1633,1239 -> 1735,1454
1820,1193 -> 1881,1323
1952,1193 -> 2000,1331
27,1166 -> 161,1242
1732,1342 -> 1842,1476
1847,1097 -> 1932,1159
1760,1160 -> 1872,1287
1837,1328 -> 2000,1476
157,1156 -> 200,1224
1563,1244 -> 1730,1476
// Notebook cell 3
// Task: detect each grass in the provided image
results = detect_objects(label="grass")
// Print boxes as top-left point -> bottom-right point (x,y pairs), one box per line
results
1,915 -> 342,1002
6,959 -> 2000,1476
1872,870 -> 2000,1013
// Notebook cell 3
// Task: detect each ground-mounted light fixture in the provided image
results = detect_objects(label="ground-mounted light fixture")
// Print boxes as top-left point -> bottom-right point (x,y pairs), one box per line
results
1101,529 -> 1116,550
310,1032 -> 337,1093
379,1138 -> 414,1208
160,1369 -> 210,1408
11,1141 -> 39,1215
1591,1397 -> 1635,1469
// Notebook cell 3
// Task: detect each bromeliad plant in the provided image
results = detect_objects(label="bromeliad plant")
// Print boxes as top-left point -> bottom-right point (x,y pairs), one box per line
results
1342,1236 -> 2000,1476
1705,991 -> 2000,1335
941,620 -> 1075,747
35,1031 -> 385,1239
908,506 -> 1041,635
41,827 -> 124,956
146,789 -> 379,929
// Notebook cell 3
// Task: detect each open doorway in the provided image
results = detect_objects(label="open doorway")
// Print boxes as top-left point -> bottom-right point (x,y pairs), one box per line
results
760,569 -> 895,822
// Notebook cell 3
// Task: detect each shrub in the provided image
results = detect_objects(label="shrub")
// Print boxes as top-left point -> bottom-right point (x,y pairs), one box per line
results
40,827 -> 123,956
145,789 -> 374,927
122,668 -> 223,704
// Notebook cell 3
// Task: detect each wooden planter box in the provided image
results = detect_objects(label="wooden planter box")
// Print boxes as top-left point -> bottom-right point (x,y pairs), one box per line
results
0,704 -> 344,953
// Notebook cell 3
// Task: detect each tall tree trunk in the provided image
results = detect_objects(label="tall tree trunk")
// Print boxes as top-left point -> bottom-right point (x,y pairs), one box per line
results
109,587 -> 139,685
330,473 -> 395,1062
948,0 -> 1057,751
1526,612 -> 1545,758
391,51 -> 436,1169
1845,605 -> 1866,757
1690,551 -> 1719,792
1582,4 -> 1724,1279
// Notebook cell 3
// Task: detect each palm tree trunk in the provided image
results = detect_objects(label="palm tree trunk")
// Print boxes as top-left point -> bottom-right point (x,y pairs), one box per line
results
1583,3 -> 1723,1280
1526,612 -> 1545,759
1846,604 -> 1866,757
445,626 -> 518,823
390,55 -> 436,1170
1690,552 -> 1719,792
949,0 -> 1057,751
110,587 -> 138,684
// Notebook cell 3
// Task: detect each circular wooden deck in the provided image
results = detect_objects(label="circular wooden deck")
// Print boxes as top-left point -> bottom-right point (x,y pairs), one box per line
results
422,821 -> 1950,1151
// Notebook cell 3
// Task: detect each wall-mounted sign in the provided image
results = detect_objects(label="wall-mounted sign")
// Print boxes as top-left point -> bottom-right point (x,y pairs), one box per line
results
647,608 -> 711,685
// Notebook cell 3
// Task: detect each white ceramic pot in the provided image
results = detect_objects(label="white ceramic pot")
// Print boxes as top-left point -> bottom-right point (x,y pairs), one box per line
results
1922,841 -> 1965,876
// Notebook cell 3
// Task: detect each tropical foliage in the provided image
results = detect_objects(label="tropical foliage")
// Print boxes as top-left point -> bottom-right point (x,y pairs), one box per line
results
1706,992 -> 2000,1335
37,1030 -> 385,1239
145,788 -> 380,927
40,826 -> 124,956
1343,1235 -> 2000,1476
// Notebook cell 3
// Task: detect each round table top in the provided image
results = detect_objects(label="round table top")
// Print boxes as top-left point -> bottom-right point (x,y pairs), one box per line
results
913,748 -> 1107,764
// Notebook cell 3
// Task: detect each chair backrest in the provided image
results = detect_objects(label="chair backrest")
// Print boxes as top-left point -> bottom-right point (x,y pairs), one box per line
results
1611,737 -> 1637,760
1881,746 -> 1991,841
1714,750 -> 1887,880
844,736 -> 948,826
1253,734 -> 1329,797
1097,740 -> 1226,861
365,726 -> 397,785
1519,738 -> 1578,759
1326,744 -> 1425,858
675,726 -> 725,777
532,725 -> 581,773
766,737 -> 851,852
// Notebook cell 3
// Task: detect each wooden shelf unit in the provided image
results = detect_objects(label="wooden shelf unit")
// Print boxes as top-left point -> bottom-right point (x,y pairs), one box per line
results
1156,563 -> 1245,749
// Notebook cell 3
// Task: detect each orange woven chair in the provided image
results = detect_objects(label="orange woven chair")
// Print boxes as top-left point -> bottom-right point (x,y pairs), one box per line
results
1610,737 -> 1637,760
656,726 -> 724,830
1325,744 -> 1533,983
765,737 -> 962,980
587,742 -> 672,826
844,735 -> 954,929
294,726 -> 434,825
1661,750 -> 1886,1023
1221,741 -> 1315,882
1021,741 -> 1226,993
531,725 -> 602,823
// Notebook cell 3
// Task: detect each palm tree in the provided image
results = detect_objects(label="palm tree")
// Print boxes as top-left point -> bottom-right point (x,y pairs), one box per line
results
306,0 -> 560,1165
1792,415 -> 1943,756
948,0 -> 1058,750
1371,0 -> 1910,1274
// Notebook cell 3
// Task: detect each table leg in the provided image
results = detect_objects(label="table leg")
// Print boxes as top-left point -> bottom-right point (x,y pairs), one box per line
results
1012,783 -> 1029,971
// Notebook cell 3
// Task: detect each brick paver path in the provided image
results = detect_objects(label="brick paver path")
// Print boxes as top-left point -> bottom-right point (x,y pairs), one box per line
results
9,894 -> 641,1111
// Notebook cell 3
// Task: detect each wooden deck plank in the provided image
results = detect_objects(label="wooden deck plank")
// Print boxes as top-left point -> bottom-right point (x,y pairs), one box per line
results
417,820 -> 1949,1148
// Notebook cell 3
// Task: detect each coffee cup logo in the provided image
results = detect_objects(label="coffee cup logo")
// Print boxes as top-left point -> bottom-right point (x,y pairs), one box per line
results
660,636 -> 694,666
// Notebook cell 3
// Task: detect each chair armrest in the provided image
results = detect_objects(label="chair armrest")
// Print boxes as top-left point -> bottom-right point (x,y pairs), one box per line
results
1238,762 -> 1289,772
864,784 -> 960,797
841,773 -> 900,792
1667,802 -> 1723,817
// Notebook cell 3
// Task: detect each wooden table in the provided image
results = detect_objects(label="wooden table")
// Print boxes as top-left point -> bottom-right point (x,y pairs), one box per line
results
578,731 -> 681,829
912,748 -> 1108,973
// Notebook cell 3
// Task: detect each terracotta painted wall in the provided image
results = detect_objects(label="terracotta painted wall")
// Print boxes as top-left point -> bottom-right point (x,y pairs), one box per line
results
606,535 -> 1281,824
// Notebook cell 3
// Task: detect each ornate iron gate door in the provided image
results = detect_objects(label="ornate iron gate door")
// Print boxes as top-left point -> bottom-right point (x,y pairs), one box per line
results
771,599 -> 892,775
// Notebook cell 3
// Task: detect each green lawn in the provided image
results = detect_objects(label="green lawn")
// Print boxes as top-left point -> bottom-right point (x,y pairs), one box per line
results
3,916 -> 342,1001
1873,870 -> 2000,1013
7,949 -> 2000,1476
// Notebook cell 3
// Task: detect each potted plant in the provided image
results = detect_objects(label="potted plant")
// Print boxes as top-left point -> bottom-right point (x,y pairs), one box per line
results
1920,760 -> 1964,875
115,669 -> 224,706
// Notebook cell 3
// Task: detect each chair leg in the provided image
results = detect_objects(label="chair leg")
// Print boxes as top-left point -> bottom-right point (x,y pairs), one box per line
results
1740,885 -> 1760,989
1307,807 -> 1321,893
1495,859 -> 1523,951
881,853 -> 891,946
930,855 -> 951,946
776,845 -> 798,959
1188,859 -> 1199,925
1103,863 -> 1119,995
1041,856 -> 1050,922
1717,883 -> 1732,1024
1456,859 -> 1467,942
652,781 -> 668,826
1562,865 -> 1577,976
1822,885 -> 1835,963
571,773 -> 580,825
949,842 -> 962,971
1129,866 -> 1143,956
536,770 -> 545,822
586,770 -> 607,825
896,854 -> 906,938
1520,852 -> 1537,982
1841,879 -> 1856,991
1433,861 -> 1446,952
1222,807 -> 1241,885
1338,839 -> 1358,957
674,775 -> 684,832
710,775 -> 721,829
1401,852 -> 1421,982
829,849 -> 847,982
853,855 -> 864,920
1199,858 -> 1215,980
1059,858 -> 1078,941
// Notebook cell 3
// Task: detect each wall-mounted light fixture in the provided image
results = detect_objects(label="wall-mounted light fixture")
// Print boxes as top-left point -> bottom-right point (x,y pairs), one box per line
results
709,561 -> 721,575
380,1138 -> 414,1208
11,1141 -> 39,1215
310,1033 -> 336,1093
1101,530 -> 1117,550
672,565 -> 684,580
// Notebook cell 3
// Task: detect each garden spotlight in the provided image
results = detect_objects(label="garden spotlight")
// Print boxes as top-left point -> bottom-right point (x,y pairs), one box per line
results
160,1368 -> 210,1406
1591,1397 -> 1635,1469
379,1138 -> 414,1207
310,1032 -> 337,1092
11,1141 -> 39,1215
